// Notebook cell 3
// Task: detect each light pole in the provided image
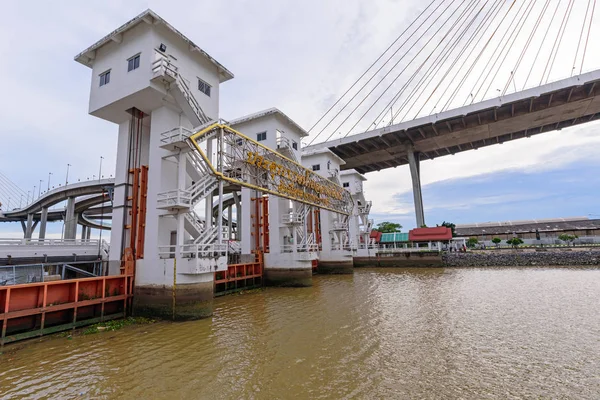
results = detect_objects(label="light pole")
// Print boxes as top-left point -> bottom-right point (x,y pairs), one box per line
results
99,156 -> 104,180
33,185 -> 36,201
27,190 -> 30,204
38,180 -> 42,198
65,163 -> 71,186
7,196 -> 10,210
48,172 -> 52,191
20,194 -> 23,208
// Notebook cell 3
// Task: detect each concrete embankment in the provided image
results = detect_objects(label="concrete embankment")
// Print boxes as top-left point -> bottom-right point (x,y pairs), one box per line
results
442,249 -> 600,267
354,251 -> 443,268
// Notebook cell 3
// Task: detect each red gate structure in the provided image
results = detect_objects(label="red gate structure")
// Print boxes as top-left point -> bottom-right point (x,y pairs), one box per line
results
1,275 -> 133,345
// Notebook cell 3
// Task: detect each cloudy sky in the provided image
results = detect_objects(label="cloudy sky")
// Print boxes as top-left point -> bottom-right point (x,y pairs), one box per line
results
0,0 -> 599,237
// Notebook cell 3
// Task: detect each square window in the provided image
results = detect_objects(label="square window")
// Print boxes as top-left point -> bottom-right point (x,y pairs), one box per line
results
256,131 -> 267,142
198,78 -> 211,97
312,164 -> 320,171
292,141 -> 298,150
99,70 -> 110,87
343,182 -> 350,188
128,54 -> 140,72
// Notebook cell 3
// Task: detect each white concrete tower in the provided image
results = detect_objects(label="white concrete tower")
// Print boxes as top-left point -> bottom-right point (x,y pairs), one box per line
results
340,170 -> 374,257
75,9 -> 234,319
229,108 -> 317,286
301,149 -> 354,273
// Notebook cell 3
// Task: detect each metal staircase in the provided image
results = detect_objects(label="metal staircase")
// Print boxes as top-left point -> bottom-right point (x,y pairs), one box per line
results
276,137 -> 300,163
151,51 -> 211,128
184,210 -> 204,238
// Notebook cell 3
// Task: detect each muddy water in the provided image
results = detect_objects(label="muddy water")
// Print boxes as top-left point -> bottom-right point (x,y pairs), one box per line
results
1,267 -> 599,399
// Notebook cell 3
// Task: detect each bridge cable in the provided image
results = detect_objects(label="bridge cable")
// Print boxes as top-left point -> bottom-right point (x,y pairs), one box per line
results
366,0 -> 486,130
572,0 -> 593,77
540,0 -> 575,85
304,0 -> 439,140
402,0 -> 504,122
502,0 -> 553,96
469,0 -> 537,107
546,0 -> 575,84
333,0 -> 473,140
419,0 -> 513,113
580,0 -> 597,74
371,0 -> 497,127
521,0 -> 562,90
306,0 -> 448,146
454,0 -> 529,108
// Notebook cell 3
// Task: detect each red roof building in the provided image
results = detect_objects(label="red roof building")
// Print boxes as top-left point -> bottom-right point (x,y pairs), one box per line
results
409,227 -> 452,242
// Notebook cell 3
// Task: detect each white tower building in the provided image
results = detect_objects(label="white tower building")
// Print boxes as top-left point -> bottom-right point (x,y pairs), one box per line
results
301,149 -> 354,273
75,10 -> 233,319
229,108 -> 317,286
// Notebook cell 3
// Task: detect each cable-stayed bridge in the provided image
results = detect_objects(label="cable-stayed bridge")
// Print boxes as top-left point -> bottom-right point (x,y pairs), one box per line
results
303,0 -> 600,227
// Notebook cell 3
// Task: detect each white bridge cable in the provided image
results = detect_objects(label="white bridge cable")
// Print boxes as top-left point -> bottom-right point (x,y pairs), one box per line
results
476,0 -> 538,101
305,0 -> 440,141
410,0 -> 512,117
392,0 -> 505,124
0,172 -> 28,209
354,0 -> 485,136
453,0 -> 532,110
306,0 -> 447,146
368,0 -> 495,130
501,0 -> 553,96
366,0 -> 493,130
580,0 -> 597,75
308,0 -> 599,144
330,0 -> 474,141
541,0 -> 575,85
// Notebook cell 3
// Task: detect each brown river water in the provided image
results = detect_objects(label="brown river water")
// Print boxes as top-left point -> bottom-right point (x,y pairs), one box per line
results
1,267 -> 599,399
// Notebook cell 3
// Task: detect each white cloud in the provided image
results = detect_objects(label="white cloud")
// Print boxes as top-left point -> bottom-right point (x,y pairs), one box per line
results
1,0 -> 599,234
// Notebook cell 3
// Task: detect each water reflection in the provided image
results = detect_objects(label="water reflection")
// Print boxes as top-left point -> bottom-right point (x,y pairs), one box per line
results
1,267 -> 599,399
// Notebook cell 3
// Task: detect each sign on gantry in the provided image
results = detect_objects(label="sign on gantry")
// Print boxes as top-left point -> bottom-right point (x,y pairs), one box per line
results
188,123 -> 353,215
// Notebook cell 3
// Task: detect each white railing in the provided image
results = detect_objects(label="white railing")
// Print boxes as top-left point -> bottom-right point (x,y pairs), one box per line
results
189,175 -> 218,204
186,150 -> 209,175
228,240 -> 241,253
184,211 -> 204,236
152,55 -> 179,80
331,221 -> 349,231
282,213 -> 303,224
152,51 -> 210,125
280,243 -> 319,253
0,238 -> 101,246
158,243 -> 227,259
276,137 -> 299,162
194,225 -> 218,244
160,126 -> 195,146
157,189 -> 192,208
358,201 -> 372,215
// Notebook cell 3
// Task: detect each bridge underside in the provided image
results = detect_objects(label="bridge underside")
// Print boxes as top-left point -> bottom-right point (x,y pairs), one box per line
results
322,74 -> 600,174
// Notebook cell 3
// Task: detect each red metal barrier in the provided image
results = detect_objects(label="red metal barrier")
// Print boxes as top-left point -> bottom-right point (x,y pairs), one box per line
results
214,253 -> 263,296
1,275 -> 133,345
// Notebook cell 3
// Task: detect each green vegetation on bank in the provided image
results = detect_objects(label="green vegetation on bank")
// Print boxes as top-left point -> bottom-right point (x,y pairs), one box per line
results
83,317 -> 155,335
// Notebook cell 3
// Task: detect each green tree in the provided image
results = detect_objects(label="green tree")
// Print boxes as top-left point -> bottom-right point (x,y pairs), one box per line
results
558,234 -> 578,246
466,237 -> 479,248
492,237 -> 502,247
440,221 -> 456,237
375,221 -> 402,233
506,237 -> 524,248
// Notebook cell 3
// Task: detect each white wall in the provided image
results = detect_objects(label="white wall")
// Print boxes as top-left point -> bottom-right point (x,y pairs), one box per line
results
150,24 -> 221,120
90,22 -> 153,115
89,21 -> 222,123
301,152 -> 340,177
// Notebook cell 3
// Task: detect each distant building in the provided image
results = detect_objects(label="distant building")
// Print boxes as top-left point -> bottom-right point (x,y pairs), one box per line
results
456,217 -> 600,240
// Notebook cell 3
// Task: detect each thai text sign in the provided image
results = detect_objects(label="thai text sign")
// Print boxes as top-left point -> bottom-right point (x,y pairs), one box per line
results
188,123 -> 352,215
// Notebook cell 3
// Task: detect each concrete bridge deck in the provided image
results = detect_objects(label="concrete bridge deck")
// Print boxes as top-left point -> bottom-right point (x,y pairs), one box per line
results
307,69 -> 600,174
